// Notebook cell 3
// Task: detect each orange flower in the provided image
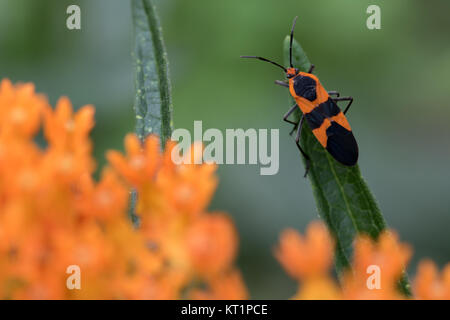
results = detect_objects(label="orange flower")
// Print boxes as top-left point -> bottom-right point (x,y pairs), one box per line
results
107,134 -> 160,188
43,97 -> 94,153
352,231 -> 412,283
0,79 -> 47,139
76,169 -> 128,222
157,140 -> 217,218
0,142 -> 42,200
51,222 -> 113,275
275,222 -> 334,280
414,260 -> 450,300
185,213 -> 237,275
275,222 -> 339,299
342,231 -> 412,300
42,97 -> 96,183
274,222 -> 425,300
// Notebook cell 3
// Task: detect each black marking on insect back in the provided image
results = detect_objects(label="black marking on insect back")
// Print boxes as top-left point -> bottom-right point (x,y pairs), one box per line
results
305,109 -> 325,130
317,98 -> 340,118
325,122 -> 358,166
304,98 -> 341,130
293,75 -> 317,101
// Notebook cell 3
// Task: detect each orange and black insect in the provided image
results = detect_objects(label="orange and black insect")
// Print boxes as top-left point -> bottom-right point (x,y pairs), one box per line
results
241,17 -> 358,176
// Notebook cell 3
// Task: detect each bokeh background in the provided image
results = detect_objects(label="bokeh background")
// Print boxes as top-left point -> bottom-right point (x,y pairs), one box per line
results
1,0 -> 449,299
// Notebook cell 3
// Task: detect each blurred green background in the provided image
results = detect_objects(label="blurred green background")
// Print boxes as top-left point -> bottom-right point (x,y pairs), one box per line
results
1,0 -> 449,298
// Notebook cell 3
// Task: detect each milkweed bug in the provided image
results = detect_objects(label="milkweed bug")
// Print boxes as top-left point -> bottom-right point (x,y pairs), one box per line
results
241,17 -> 358,177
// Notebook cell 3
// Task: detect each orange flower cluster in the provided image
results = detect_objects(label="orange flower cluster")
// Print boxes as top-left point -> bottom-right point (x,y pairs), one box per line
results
1,79 -> 448,300
275,221 -> 450,300
107,136 -> 247,299
0,79 -> 246,299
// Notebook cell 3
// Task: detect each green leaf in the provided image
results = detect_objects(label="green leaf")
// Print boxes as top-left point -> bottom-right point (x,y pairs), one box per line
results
283,36 -> 411,296
131,0 -> 173,146
130,0 -> 173,225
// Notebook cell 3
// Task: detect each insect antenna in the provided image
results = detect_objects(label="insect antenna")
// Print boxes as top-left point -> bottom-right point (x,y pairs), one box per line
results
289,16 -> 298,68
240,56 -> 287,73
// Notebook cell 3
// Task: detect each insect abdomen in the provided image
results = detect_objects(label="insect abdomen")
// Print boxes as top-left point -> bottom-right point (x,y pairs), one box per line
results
302,93 -> 358,166
325,122 -> 358,166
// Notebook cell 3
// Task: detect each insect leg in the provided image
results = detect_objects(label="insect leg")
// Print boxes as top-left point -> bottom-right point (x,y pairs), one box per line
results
289,124 -> 297,136
275,80 -> 289,88
295,115 -> 311,177
308,64 -> 315,74
283,104 -> 298,125
333,96 -> 353,114
327,90 -> 340,97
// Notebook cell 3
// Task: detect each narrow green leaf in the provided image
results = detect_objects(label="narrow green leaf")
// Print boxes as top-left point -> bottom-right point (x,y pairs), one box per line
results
283,36 -> 411,295
130,0 -> 173,225
131,0 -> 173,146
